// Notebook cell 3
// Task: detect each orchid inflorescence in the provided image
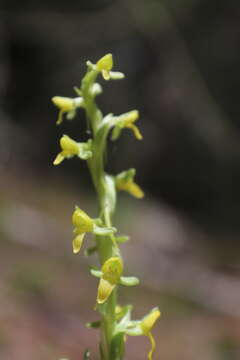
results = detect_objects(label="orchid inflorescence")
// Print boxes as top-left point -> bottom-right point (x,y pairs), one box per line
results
52,53 -> 160,360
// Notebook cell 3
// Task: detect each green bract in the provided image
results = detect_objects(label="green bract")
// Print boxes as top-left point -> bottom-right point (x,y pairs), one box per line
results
52,53 -> 160,360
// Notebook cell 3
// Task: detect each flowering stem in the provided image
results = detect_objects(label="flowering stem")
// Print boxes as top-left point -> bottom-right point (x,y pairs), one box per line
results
52,54 -> 160,360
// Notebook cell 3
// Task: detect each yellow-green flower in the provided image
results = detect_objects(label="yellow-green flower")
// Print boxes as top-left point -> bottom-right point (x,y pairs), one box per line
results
140,308 -> 161,360
72,207 -> 94,254
72,207 -> 93,233
53,135 -> 79,165
72,207 -> 117,254
112,110 -> 143,140
96,54 -> 124,81
52,96 -> 83,125
117,179 -> 144,199
96,54 -> 113,80
97,257 -> 123,304
116,169 -> 144,199
53,135 -> 92,165
123,307 -> 160,360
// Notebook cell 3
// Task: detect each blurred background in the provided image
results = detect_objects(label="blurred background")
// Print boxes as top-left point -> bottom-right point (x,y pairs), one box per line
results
1,0 -> 240,359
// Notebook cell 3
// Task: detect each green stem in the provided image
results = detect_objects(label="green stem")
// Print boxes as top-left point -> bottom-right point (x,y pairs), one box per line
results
82,68 -> 120,359
94,168 -> 117,360
81,68 -> 102,136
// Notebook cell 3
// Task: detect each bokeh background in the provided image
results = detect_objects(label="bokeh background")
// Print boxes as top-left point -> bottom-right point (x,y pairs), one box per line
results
1,1 -> 240,359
